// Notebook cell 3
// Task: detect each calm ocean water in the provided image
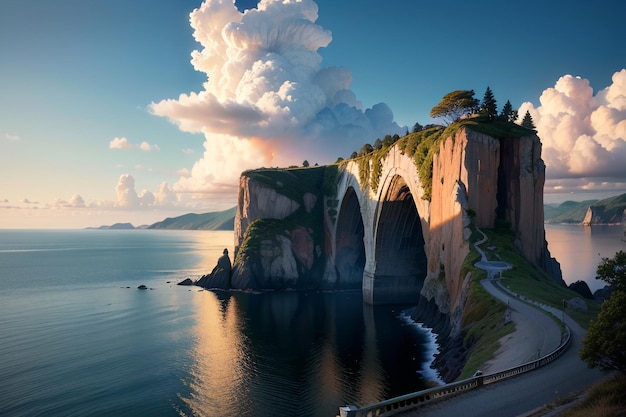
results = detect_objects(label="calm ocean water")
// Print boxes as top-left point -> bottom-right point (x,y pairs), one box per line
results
0,229 -> 439,417
545,224 -> 626,292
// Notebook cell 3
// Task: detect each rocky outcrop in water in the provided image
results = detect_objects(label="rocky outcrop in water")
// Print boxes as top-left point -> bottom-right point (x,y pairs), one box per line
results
196,249 -> 232,290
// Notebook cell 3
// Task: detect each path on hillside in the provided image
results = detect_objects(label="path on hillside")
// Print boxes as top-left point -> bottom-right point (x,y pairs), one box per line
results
479,279 -> 561,374
398,229 -> 605,417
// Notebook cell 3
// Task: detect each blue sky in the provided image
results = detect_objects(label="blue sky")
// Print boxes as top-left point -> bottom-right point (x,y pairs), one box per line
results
1,0 -> 625,228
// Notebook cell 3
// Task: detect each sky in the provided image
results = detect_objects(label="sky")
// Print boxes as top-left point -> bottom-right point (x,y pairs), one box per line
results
1,0 -> 625,228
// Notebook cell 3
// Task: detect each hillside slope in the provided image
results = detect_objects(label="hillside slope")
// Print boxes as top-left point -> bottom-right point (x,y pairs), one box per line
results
148,207 -> 236,230
544,193 -> 626,224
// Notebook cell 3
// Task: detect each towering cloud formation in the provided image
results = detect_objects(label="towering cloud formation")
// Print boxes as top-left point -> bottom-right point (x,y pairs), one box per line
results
151,0 -> 403,199
520,69 -> 626,193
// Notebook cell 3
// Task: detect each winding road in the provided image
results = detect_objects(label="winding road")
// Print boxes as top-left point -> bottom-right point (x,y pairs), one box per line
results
400,304 -> 604,417
398,230 -> 606,416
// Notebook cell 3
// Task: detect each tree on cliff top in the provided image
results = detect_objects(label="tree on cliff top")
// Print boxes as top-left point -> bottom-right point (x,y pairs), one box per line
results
430,90 -> 479,124
499,100 -> 518,123
480,86 -> 498,120
521,110 -> 535,129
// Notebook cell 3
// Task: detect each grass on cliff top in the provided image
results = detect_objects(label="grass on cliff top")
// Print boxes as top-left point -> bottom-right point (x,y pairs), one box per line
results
243,165 -> 334,203
444,117 -> 535,140
480,220 -> 600,329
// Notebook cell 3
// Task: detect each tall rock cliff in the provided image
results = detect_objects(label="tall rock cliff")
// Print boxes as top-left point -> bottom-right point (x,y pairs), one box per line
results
226,123 -> 560,381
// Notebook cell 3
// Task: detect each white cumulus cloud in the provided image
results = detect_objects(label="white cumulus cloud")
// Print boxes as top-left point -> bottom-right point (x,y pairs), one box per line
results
151,0 -> 403,199
109,137 -> 133,149
519,69 -> 626,193
110,137 -> 159,151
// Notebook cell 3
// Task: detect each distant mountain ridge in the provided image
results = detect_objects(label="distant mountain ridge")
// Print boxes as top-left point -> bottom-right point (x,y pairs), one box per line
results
148,207 -> 236,230
544,193 -> 626,225
86,207 -> 236,230
86,222 -> 137,230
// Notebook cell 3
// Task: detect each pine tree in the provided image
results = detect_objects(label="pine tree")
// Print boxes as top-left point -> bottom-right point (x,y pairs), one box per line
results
521,110 -> 535,129
499,100 -> 518,122
481,87 -> 498,120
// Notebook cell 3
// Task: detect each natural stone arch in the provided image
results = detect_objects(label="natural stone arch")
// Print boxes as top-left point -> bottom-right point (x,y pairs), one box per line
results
334,186 -> 365,288
367,174 -> 427,304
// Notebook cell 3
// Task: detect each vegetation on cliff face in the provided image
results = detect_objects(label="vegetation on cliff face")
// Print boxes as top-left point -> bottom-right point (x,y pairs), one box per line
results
236,166 -> 330,267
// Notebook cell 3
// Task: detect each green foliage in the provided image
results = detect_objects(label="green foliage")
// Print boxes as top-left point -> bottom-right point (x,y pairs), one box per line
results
359,143 -> 373,156
457,227 -> 513,379
483,222 -> 600,329
480,86 -> 498,120
596,250 -> 626,291
358,155 -> 371,190
243,166 -> 326,204
322,164 -> 340,198
234,218 -> 292,264
521,110 -> 535,129
580,290 -> 626,373
499,100 -> 518,123
302,160 -> 309,167
430,90 -> 479,124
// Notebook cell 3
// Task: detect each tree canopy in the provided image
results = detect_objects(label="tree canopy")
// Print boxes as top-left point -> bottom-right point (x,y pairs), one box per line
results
429,90 -> 479,124
499,100 -> 518,123
521,110 -> 535,129
580,251 -> 626,373
596,250 -> 626,291
480,87 -> 498,120
580,289 -> 626,373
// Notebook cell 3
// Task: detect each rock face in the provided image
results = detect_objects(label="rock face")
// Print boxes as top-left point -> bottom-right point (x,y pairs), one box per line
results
226,125 -> 559,382
234,175 -> 302,249
583,205 -> 626,225
196,249 -> 232,290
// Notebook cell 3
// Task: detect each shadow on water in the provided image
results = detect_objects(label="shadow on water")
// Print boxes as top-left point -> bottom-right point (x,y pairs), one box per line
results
179,290 -> 437,417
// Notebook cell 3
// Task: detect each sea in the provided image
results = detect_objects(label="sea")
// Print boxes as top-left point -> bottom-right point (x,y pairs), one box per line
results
0,229 -> 441,417
1,225 -> 623,417
544,224 -> 626,292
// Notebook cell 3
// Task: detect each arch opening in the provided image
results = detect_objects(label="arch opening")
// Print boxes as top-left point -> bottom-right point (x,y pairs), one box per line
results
372,176 -> 426,304
335,187 -> 365,289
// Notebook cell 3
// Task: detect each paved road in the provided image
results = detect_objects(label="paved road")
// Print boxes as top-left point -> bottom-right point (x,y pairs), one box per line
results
399,287 -> 606,417
480,279 -> 561,373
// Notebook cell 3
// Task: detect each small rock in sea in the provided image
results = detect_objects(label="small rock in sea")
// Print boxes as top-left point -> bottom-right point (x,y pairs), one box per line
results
177,278 -> 194,286
137,285 -> 148,290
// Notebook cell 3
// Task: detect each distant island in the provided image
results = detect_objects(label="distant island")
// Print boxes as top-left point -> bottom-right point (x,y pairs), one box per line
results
544,193 -> 626,225
86,222 -> 141,230
86,206 -> 236,231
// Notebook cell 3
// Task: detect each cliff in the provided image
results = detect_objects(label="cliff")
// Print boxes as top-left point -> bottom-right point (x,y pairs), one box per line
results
229,123 -> 560,298
231,167 -> 330,290
581,193 -> 626,225
220,121 -> 560,381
